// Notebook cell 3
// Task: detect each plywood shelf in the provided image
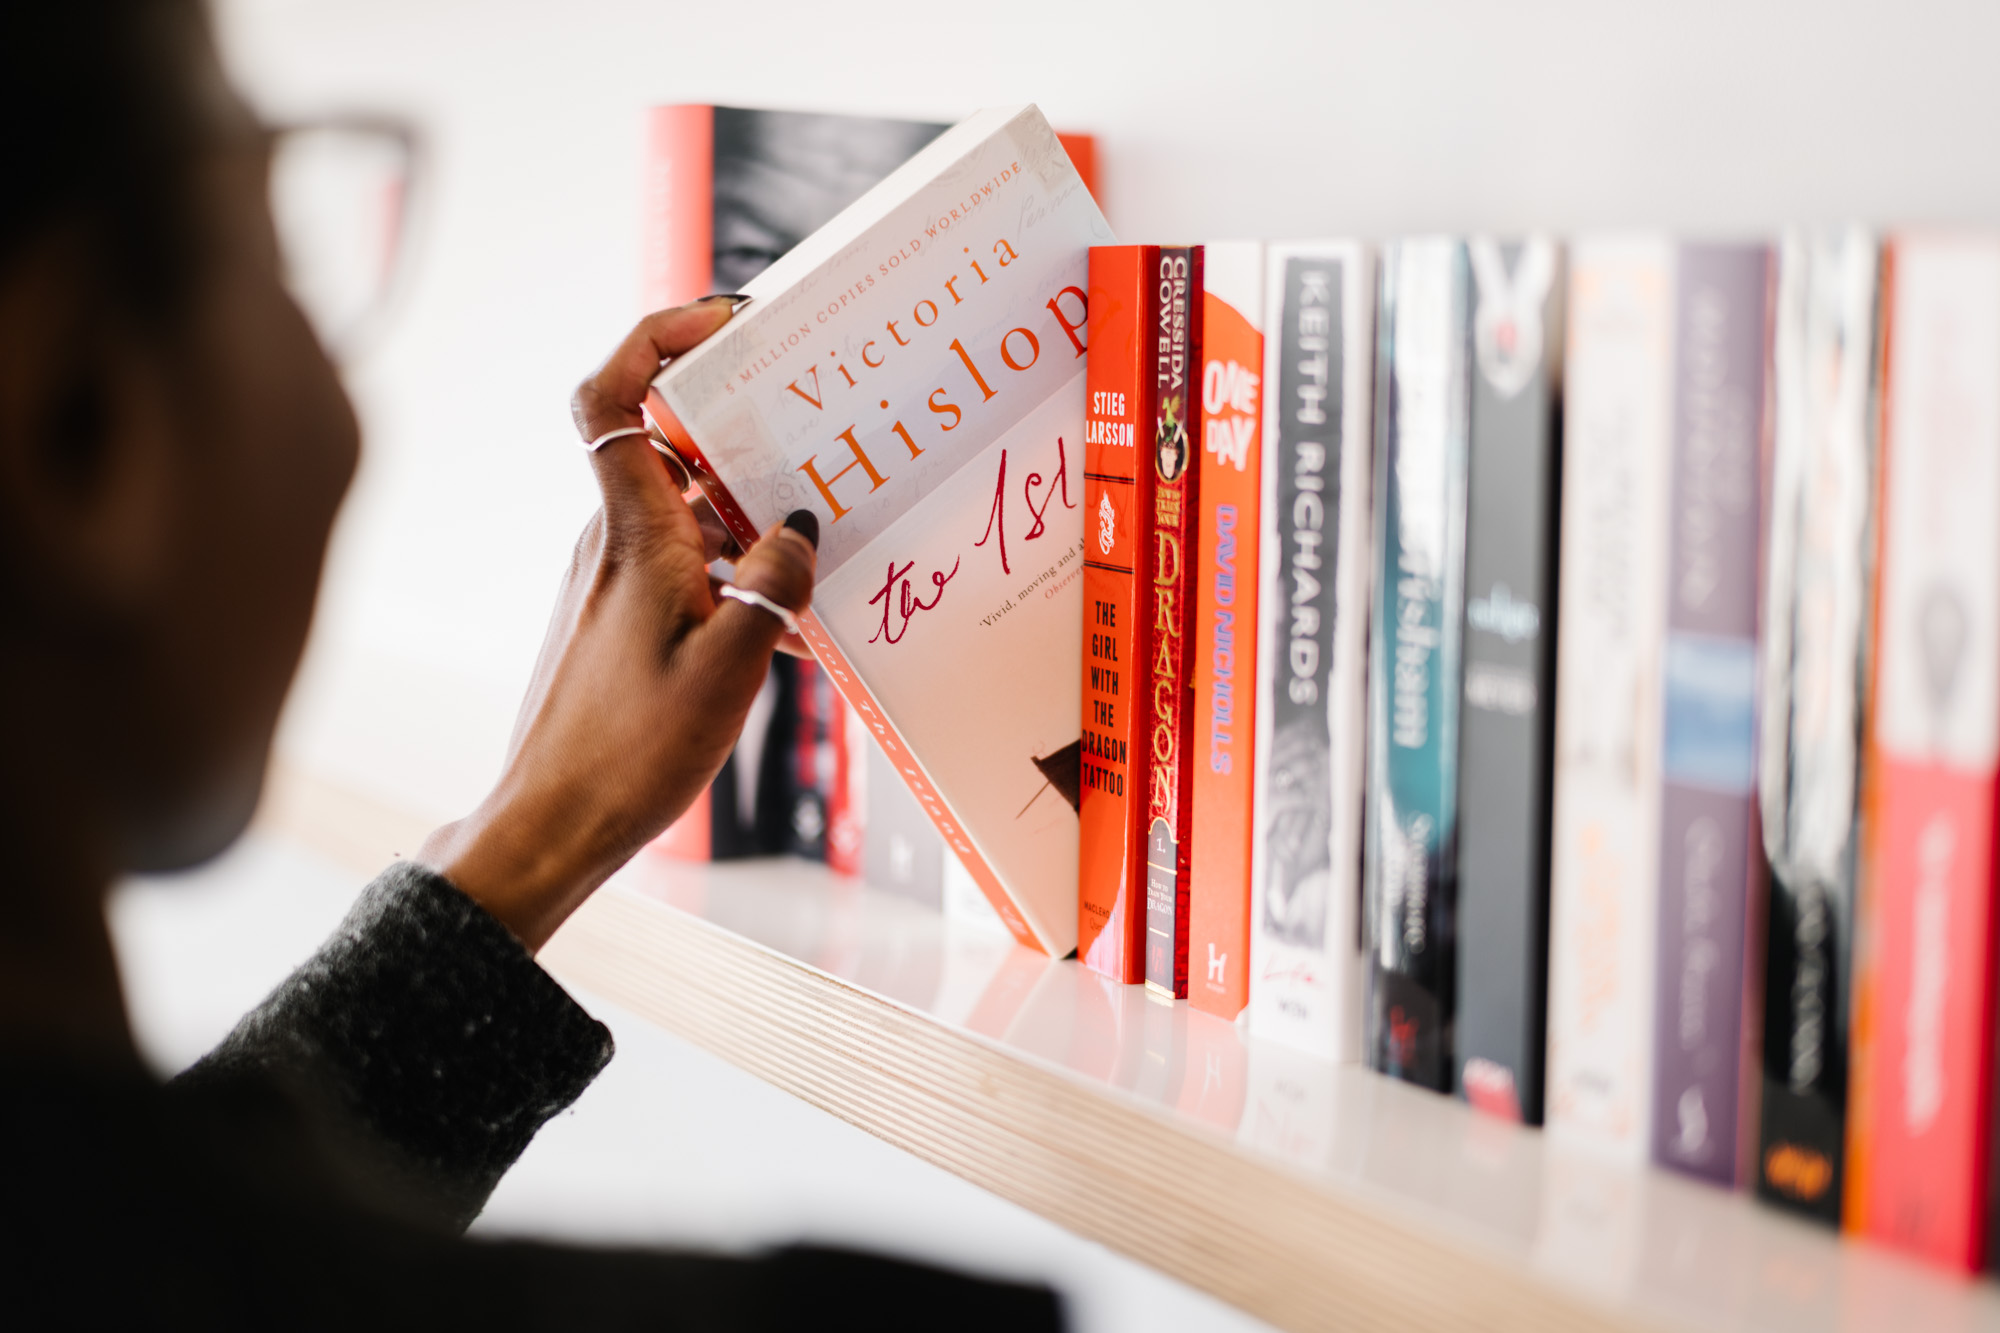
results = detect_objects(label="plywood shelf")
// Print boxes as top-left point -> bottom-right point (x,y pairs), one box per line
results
531,853 -> 2000,1333
257,765 -> 1998,1332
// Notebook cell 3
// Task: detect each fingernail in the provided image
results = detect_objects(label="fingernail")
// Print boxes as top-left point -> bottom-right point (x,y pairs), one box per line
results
703,293 -> 751,307
783,509 -> 819,551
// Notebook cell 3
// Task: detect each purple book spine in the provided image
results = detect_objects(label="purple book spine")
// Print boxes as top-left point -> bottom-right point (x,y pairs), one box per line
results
1651,244 -> 1771,1185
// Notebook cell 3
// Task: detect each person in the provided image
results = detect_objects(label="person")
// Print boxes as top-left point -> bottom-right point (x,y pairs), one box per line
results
0,3 -> 1064,1327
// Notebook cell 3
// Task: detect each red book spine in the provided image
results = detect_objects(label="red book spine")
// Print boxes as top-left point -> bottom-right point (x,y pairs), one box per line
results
1845,235 -> 2000,1271
1080,247 -> 1160,981
640,106 -> 717,861
1189,246 -> 1264,1019
1141,247 -> 1204,998
640,105 -> 713,312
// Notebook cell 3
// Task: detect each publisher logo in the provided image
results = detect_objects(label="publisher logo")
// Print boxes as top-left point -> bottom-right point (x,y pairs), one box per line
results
1763,1142 -> 1834,1201
1469,237 -> 1556,399
1464,663 -> 1536,715
1156,401 -> 1189,483
1461,1058 -> 1521,1121
1097,492 -> 1116,556
1467,582 -> 1540,643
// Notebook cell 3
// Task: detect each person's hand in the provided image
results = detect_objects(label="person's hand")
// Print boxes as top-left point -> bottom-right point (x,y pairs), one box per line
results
417,299 -> 818,950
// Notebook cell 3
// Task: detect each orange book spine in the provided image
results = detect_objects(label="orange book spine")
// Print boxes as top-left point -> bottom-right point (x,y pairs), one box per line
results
1189,247 -> 1265,1019
1056,134 -> 1099,200
1080,246 -> 1158,980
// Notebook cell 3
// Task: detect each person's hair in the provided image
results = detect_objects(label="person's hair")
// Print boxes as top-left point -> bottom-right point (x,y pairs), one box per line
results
1,0 -> 215,323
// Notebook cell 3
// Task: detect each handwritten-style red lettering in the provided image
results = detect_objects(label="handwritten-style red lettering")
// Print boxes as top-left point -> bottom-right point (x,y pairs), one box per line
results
868,556 -> 960,645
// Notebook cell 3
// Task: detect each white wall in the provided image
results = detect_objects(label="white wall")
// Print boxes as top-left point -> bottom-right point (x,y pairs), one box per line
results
215,0 -> 2000,822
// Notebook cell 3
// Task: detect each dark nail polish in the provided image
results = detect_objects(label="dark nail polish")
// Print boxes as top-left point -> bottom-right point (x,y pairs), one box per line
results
703,293 -> 751,306
783,509 -> 819,551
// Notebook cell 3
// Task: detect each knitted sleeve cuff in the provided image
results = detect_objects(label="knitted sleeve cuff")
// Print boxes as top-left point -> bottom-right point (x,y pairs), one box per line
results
176,861 -> 614,1231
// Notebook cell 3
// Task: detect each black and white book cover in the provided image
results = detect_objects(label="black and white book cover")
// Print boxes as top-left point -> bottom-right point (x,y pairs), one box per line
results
1453,238 -> 1564,1124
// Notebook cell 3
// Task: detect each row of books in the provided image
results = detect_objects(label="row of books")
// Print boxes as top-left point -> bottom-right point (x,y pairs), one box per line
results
1077,229 -> 2000,1276
621,102 -> 1993,1276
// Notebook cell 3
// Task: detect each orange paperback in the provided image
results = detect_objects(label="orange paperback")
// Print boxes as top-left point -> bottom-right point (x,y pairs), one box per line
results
1188,242 -> 1266,1019
1079,245 -> 1157,979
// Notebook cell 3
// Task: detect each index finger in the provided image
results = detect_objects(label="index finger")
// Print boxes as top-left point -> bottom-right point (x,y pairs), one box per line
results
571,297 -> 744,441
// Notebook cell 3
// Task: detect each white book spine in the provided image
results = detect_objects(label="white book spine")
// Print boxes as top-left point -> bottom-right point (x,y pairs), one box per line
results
1874,236 -> 2000,773
1248,241 -> 1375,1060
1545,237 -> 1676,1159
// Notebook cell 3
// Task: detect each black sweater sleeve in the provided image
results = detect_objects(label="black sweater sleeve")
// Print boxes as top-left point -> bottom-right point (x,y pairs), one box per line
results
173,861 -> 613,1231
141,863 -> 1067,1331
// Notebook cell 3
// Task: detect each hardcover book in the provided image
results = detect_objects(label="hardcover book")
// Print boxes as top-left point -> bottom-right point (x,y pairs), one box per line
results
1080,245 -> 1160,981
1755,227 -> 1878,1223
1365,238 -> 1472,1093
1454,237 -> 1564,1125
1247,241 -> 1375,1061
1846,233 -> 2000,1271
1141,246 -> 1204,998
1546,237 -> 1676,1161
642,106 -> 1112,955
1649,243 -> 1771,1186
1189,241 -> 1266,1019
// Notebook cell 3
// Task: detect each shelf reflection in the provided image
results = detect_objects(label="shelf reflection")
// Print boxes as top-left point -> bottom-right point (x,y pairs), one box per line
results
610,852 -> 2000,1333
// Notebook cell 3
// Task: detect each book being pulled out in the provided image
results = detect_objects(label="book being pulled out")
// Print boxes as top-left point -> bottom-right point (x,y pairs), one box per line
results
644,106 -> 1113,955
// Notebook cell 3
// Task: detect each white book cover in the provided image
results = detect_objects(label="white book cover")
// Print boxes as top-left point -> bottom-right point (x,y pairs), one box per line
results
1874,235 -> 2000,774
1247,241 -> 1375,1060
1545,236 -> 1676,1160
645,106 -> 1113,956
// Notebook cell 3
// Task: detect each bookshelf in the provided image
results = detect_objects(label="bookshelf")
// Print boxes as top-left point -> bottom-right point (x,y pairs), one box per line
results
261,765 -> 2000,1332
525,850 -> 2000,1333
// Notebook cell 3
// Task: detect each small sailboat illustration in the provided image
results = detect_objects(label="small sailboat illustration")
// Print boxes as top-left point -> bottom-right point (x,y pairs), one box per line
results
1019,740 -> 1083,817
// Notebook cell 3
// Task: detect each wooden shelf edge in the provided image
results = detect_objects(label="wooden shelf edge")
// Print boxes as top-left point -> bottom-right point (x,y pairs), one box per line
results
540,887 -> 1658,1333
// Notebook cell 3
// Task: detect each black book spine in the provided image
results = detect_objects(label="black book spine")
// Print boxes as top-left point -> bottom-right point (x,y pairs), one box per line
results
1452,240 -> 1564,1125
1755,229 -> 1878,1225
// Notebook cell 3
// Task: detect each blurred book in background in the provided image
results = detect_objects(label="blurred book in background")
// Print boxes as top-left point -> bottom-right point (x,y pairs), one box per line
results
1847,233 -> 2000,1271
1454,237 -> 1563,1126
1754,228 -> 1878,1226
1546,237 -> 1676,1164
1246,241 -> 1374,1063
1365,236 -> 1471,1094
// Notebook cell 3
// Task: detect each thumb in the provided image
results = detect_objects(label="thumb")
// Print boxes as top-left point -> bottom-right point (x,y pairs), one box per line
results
700,512 -> 819,664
